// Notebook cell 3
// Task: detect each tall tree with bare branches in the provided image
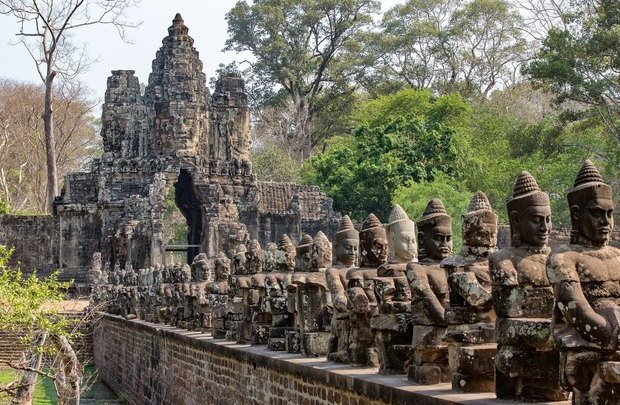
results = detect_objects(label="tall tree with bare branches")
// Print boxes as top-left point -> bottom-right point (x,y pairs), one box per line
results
0,0 -> 140,212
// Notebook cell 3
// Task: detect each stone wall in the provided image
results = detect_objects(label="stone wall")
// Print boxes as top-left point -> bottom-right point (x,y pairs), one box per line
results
93,315 -> 568,405
0,215 -> 59,277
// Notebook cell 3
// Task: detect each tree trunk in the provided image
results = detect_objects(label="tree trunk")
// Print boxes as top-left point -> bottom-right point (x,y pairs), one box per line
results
11,332 -> 47,405
54,335 -> 81,405
44,74 -> 57,213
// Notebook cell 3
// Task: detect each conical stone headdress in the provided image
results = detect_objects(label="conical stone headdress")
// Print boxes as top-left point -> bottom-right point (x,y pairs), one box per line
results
464,191 -> 497,223
387,204 -> 415,232
567,160 -> 612,208
296,233 -> 314,254
360,213 -> 385,240
334,215 -> 359,245
506,171 -> 550,216
418,199 -> 451,229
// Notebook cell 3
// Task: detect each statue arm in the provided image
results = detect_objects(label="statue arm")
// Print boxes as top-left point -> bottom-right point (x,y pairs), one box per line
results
548,254 -> 619,350
489,254 -> 518,287
449,271 -> 492,307
326,268 -> 348,312
408,264 -> 445,323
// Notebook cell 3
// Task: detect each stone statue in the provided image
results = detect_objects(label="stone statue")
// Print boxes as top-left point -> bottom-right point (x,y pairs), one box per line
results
292,231 -> 333,357
346,213 -> 386,366
191,253 -> 212,282
547,160 -> 620,404
286,233 -> 314,353
441,191 -> 497,392
228,244 -> 249,341
326,215 -> 359,363
490,171 -> 567,401
249,242 -> 277,345
207,252 -> 232,339
407,199 -> 452,383
372,204 -> 416,374
88,252 -> 103,286
265,234 -> 296,350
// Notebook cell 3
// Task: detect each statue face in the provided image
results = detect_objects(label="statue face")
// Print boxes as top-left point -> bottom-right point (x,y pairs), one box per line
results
298,251 -> 312,271
462,216 -> 498,248
215,261 -> 230,280
276,246 -> 296,270
311,239 -> 332,269
391,229 -> 417,262
515,205 -> 552,247
575,198 -> 614,245
335,238 -> 359,266
424,226 -> 453,260
362,235 -> 388,265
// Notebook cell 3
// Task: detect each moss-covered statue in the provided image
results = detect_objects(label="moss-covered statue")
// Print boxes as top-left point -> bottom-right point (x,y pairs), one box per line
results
490,172 -> 568,401
547,160 -> 620,404
407,199 -> 452,384
346,213 -> 387,366
441,191 -> 497,392
326,215 -> 359,363
292,232 -> 333,356
265,234 -> 296,351
372,204 -> 417,374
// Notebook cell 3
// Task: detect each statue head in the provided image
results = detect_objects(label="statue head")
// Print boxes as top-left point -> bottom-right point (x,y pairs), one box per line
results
246,239 -> 264,275
191,253 -> 211,282
333,215 -> 359,266
461,191 -> 498,252
507,171 -> 552,248
311,231 -> 332,270
360,213 -> 388,267
214,252 -> 231,281
233,244 -> 247,275
263,242 -> 278,272
387,204 -> 417,263
568,160 -> 614,246
275,234 -> 296,271
295,233 -> 314,272
418,199 -> 453,261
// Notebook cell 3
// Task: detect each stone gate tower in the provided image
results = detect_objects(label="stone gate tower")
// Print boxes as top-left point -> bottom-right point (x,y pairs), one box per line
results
0,14 -> 340,283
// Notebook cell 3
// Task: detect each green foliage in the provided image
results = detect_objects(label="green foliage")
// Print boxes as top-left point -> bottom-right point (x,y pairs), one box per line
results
0,198 -> 8,214
250,144 -> 302,183
0,246 -> 72,345
303,90 -> 469,221
393,173 -> 472,251
163,188 -> 188,246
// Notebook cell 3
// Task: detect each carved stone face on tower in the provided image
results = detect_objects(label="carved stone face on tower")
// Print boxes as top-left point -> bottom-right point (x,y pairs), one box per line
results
568,160 -> 614,245
387,205 -> 417,263
507,171 -> 552,248
418,199 -> 452,261
310,231 -> 332,270
275,234 -> 296,271
360,213 -> 388,267
462,191 -> 498,249
333,216 -> 359,266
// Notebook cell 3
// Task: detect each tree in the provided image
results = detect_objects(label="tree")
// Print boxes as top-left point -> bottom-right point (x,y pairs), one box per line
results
225,0 -> 380,157
524,0 -> 620,166
303,90 -> 470,220
0,0 -> 140,213
367,0 -> 526,98
0,79 -> 99,213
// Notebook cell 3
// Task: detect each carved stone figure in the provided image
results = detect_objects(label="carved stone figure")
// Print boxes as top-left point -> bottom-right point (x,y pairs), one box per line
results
191,253 -> 212,282
249,242 -> 277,345
441,191 -> 497,392
286,233 -> 314,353
346,213 -> 386,366
265,234 -> 296,350
228,244 -> 249,341
292,231 -> 333,356
490,171 -> 568,401
207,252 -> 232,339
407,199 -> 452,384
372,204 -> 416,374
326,215 -> 359,363
547,160 -> 620,404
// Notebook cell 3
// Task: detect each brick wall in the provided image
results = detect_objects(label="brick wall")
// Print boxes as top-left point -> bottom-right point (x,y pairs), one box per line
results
94,315 -> 567,405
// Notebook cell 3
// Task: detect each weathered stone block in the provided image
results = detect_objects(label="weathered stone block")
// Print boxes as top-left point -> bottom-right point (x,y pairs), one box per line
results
496,317 -> 552,349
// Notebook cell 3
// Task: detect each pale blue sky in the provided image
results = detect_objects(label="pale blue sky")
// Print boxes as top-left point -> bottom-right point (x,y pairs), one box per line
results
0,1 -> 401,103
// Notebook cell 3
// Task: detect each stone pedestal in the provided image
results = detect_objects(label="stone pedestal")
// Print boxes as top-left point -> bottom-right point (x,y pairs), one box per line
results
286,331 -> 300,353
408,325 -> 450,384
448,343 -> 495,393
371,313 -> 413,374
267,326 -> 293,351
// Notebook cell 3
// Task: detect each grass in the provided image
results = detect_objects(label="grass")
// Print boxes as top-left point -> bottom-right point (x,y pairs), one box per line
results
0,368 -> 57,404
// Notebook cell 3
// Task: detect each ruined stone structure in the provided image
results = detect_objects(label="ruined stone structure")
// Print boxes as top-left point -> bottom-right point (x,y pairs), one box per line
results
0,14 -> 339,285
